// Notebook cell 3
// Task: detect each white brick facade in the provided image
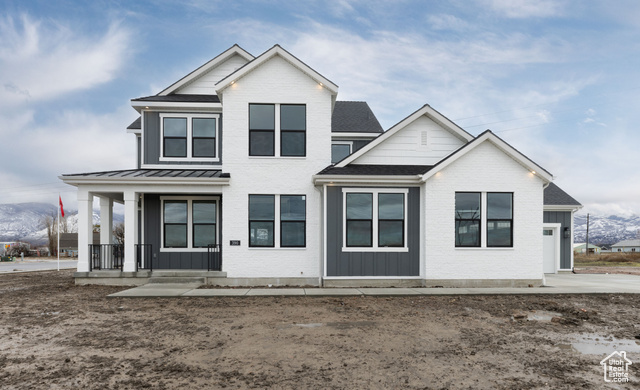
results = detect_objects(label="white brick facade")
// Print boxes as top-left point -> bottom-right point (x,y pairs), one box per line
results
424,140 -> 545,280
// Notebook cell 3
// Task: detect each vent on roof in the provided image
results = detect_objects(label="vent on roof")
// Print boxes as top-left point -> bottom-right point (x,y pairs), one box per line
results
418,130 -> 430,151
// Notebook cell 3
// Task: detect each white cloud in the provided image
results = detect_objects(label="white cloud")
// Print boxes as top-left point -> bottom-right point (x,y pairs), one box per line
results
427,14 -> 472,31
479,0 -> 567,18
0,14 -> 132,106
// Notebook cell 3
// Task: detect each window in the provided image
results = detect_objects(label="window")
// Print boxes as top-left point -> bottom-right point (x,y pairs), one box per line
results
161,114 -> 219,161
343,188 -> 408,251
455,192 -> 513,248
249,103 -> 306,157
249,194 -> 307,248
487,193 -> 513,247
249,195 -> 275,247
331,142 -> 351,163
280,105 -> 306,156
164,200 -> 188,247
280,195 -> 306,247
455,193 -> 481,247
162,198 -> 218,251
249,104 -> 275,156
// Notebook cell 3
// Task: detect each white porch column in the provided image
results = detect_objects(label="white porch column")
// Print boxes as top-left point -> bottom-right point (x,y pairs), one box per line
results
77,190 -> 93,272
99,197 -> 113,245
123,191 -> 138,272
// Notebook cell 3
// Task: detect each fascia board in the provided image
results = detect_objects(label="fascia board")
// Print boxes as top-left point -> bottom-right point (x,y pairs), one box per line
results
126,129 -> 141,135
335,105 -> 473,168
215,45 -> 339,95
421,132 -> 553,183
159,45 -> 254,96
130,101 -> 222,112
331,132 -> 380,139
544,205 -> 583,211
312,175 -> 422,185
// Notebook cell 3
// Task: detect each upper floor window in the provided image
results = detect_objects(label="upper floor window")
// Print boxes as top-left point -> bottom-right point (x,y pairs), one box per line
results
161,113 -> 219,162
249,103 -> 306,157
331,142 -> 352,163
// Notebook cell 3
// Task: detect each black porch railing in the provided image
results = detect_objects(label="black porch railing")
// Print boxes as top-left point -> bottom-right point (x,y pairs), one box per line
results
89,244 -> 124,271
136,244 -> 153,271
208,244 -> 222,271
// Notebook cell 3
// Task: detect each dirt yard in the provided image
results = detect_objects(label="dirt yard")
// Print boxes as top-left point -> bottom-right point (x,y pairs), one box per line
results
1,271 -> 639,389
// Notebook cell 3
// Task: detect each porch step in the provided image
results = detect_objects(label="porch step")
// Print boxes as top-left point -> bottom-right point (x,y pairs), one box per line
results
150,270 -> 227,278
147,276 -> 206,285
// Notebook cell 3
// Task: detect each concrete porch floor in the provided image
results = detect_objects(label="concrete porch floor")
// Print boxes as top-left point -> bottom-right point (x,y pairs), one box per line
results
107,273 -> 640,298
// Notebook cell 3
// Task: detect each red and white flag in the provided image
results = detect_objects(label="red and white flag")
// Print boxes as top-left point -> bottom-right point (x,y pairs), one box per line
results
59,196 -> 65,218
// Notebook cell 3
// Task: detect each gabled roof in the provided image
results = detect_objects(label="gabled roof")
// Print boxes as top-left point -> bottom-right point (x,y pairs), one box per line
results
544,183 -> 582,206
215,45 -> 338,95
421,130 -> 553,183
127,117 -> 141,130
336,104 -> 474,167
332,101 -> 383,133
159,44 -> 254,96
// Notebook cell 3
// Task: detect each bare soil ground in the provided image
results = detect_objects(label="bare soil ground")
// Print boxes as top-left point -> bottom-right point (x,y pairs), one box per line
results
1,271 -> 640,389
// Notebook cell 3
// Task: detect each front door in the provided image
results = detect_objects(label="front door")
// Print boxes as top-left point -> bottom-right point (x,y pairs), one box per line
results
543,228 -> 557,273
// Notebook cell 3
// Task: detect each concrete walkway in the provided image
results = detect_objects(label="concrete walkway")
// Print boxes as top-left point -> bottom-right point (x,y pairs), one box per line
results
108,273 -> 640,298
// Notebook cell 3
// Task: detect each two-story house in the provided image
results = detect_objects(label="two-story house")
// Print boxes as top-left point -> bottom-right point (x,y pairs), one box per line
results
61,44 -> 581,287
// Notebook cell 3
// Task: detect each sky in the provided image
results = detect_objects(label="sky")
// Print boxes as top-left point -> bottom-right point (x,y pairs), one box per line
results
0,0 -> 639,217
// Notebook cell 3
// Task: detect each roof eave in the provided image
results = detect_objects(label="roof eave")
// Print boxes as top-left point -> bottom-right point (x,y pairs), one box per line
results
59,176 -> 231,187
544,204 -> 583,211
130,100 -> 222,113
313,175 -> 422,185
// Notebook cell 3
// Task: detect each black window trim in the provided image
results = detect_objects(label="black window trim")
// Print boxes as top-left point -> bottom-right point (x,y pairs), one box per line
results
163,200 -> 188,248
486,192 -> 514,248
377,193 -> 405,248
345,192 -> 374,248
280,104 -> 306,157
455,191 -> 481,248
280,194 -> 306,248
249,103 -> 275,157
160,113 -> 219,161
192,200 -> 217,248
248,194 -> 275,248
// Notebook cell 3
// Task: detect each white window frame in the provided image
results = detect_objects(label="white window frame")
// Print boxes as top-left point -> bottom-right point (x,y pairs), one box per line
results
160,113 -> 220,162
160,196 -> 219,252
341,188 -> 409,253
331,141 -> 353,163
248,103 -> 306,159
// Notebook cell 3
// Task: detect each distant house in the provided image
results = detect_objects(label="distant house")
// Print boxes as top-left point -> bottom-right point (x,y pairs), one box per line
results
59,233 -> 101,257
573,243 -> 601,254
611,239 -> 640,253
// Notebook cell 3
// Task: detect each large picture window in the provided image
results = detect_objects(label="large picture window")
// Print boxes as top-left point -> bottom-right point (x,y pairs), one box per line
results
487,193 -> 513,247
161,114 -> 219,161
343,189 -> 408,251
162,198 -> 218,251
455,192 -> 481,247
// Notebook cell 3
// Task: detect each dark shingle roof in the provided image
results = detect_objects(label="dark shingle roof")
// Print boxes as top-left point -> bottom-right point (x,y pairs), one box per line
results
317,165 -> 433,176
544,183 -> 581,206
127,117 -> 141,130
62,169 -> 229,179
332,101 -> 383,133
131,94 -> 221,103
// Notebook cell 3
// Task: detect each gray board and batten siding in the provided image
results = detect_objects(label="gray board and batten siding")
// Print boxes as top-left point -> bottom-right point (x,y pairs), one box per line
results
143,194 -> 222,270
143,111 -> 223,166
543,211 -> 572,269
326,186 -> 420,277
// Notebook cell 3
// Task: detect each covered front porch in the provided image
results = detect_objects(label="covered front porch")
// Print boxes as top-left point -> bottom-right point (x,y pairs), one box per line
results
60,169 -> 230,283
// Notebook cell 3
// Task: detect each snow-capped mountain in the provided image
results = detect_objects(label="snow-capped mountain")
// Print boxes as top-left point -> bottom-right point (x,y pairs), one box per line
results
574,213 -> 640,245
0,203 -> 123,244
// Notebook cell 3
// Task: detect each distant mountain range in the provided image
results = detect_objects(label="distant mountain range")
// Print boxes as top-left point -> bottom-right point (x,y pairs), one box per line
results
0,202 -> 638,246
0,202 -> 123,245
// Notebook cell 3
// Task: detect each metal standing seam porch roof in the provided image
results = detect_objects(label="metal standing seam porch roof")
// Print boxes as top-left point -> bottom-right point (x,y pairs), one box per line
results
61,169 -> 229,180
